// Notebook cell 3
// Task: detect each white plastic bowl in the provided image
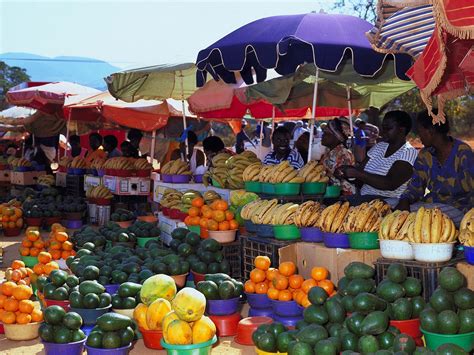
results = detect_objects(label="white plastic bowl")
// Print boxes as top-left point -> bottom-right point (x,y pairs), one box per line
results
380,240 -> 414,260
4,322 -> 41,340
112,308 -> 135,318
208,230 -> 237,243
411,242 -> 454,262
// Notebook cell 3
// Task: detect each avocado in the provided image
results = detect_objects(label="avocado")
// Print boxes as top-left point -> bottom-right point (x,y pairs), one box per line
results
86,331 -> 103,348
390,298 -> 413,321
177,243 -> 193,257
117,326 -> 134,346
83,265 -> 100,280
63,312 -> 83,330
386,264 -> 408,284
50,269 -> 68,287
201,238 -> 220,252
44,307 -> 66,326
96,313 -> 132,331
341,332 -> 359,351
167,263 -> 182,276
185,232 -> 200,246
118,282 -> 142,297
341,295 -> 355,313
54,327 -> 73,344
69,291 -> 84,308
308,286 -> 328,306
353,293 -> 387,314
437,310 -> 460,334
438,267 -> 465,292
66,275 -> 80,288
430,287 -> 455,312
83,293 -> 100,309
71,329 -> 86,342
295,323 -> 328,346
345,312 -> 365,336
99,293 -> 112,308
420,308 -> 439,333
458,309 -> 474,334
314,339 -> 338,355
411,296 -> 426,319
454,288 -> 474,310
53,287 -> 69,301
219,280 -> 236,300
435,343 -> 469,355
376,280 -> 406,302
43,283 -> 57,300
79,280 -> 106,295
325,298 -> 345,324
358,335 -> 379,354
346,278 -> 376,296
102,331 -> 122,348
402,277 -> 422,297
207,262 -> 221,274
39,323 -> 55,342
392,333 -> 416,354
360,311 -> 389,335
122,297 -> 137,309
377,331 -> 395,350
344,262 -> 375,280
303,305 -> 329,325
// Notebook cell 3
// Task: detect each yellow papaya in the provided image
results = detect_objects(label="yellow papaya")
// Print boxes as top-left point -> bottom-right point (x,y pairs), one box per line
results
133,303 -> 149,330
164,319 -> 193,345
146,298 -> 171,330
171,287 -> 206,322
162,310 -> 180,334
192,316 -> 216,344
140,274 -> 177,305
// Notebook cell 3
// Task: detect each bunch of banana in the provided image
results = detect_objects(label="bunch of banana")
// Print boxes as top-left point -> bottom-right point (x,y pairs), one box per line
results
240,199 -> 264,221
272,203 -> 300,225
10,158 -> 32,168
86,185 -> 113,199
317,201 -> 351,233
258,165 -> 275,183
103,157 -> 136,170
243,162 -> 263,182
59,156 -> 72,168
70,156 -> 88,169
134,158 -> 152,170
205,153 -> 232,188
203,190 -> 221,205
90,158 -> 106,170
379,207 -> 457,243
258,161 -> 305,184
340,199 -> 391,233
459,208 -> 474,246
294,201 -> 324,228
250,199 -> 279,224
298,161 -> 329,183
159,188 -> 183,209
37,175 -> 55,186
161,159 -> 191,175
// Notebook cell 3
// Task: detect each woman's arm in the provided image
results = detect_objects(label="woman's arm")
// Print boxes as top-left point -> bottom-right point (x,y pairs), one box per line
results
395,152 -> 430,209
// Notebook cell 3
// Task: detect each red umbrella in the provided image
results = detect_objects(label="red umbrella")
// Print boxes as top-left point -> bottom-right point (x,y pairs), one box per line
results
6,82 -> 101,117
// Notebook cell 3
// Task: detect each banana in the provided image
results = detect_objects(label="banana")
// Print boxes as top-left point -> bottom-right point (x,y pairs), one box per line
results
421,208 -> 432,243
414,206 -> 425,244
395,212 -> 416,241
389,210 -> 409,239
320,202 -> 341,232
380,211 -> 399,239
429,208 -> 442,243
330,202 -> 350,233
363,207 -> 380,232
369,216 -> 383,233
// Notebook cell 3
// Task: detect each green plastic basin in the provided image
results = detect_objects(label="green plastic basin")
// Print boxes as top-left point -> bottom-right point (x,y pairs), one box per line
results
274,183 -> 301,196
324,185 -> 341,198
212,179 -> 222,188
302,182 -> 327,195
261,183 -> 275,194
273,225 -> 301,240
161,335 -> 217,355
348,232 -> 380,250
21,256 -> 38,268
137,237 -> 159,247
187,225 -> 201,234
245,181 -> 262,193
421,329 -> 474,352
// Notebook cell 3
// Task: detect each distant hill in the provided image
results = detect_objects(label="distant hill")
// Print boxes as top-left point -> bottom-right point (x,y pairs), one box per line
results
0,52 -> 121,90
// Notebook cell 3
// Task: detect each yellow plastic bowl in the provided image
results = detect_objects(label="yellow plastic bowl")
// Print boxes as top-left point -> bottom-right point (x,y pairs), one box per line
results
4,322 -> 41,341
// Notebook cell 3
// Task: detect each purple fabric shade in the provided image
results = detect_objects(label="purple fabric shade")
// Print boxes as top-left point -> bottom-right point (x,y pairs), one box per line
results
196,13 -> 412,86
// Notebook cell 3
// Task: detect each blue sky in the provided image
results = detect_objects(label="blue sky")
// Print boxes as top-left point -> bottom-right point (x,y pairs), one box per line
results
0,0 -> 345,68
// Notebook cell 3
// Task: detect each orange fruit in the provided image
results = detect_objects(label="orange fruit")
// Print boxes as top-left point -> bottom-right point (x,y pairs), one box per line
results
12,285 -> 33,301
0,294 -> 7,308
9,214 -> 18,222
29,248 -> 40,257
18,300 -> 34,314
229,220 -> 239,230
38,252 -> 52,264
311,267 -> 329,281
272,275 -> 289,290
26,230 -> 40,242
43,261 -> 59,275
225,211 -> 234,221
250,268 -> 266,283
318,280 -> 335,295
212,200 -> 228,211
33,263 -> 45,275
49,241 -> 62,250
201,206 -> 213,219
1,311 -> 16,324
278,289 -> 293,301
199,217 -> 209,229
11,270 -> 22,282
301,279 -> 318,294
54,232 -> 69,243
4,298 -> 19,312
62,241 -> 73,251
33,240 -> 45,249
8,221 -> 16,229
16,312 -> 32,324
19,247 -> 30,256
279,262 -> 296,277
207,220 -> 218,231
267,288 -> 280,300
212,210 -> 225,223
184,216 -> 193,225
1,281 -> 17,296
289,275 -> 304,289
51,223 -> 65,233
61,251 -> 71,259
254,282 -> 269,294
188,207 -> 200,217
31,308 -> 43,322
21,239 -> 32,248
266,268 -> 279,281
11,260 -> 25,270
218,221 -> 230,231
191,197 -> 204,208
244,280 -> 256,293
14,209 -> 22,218
293,290 -> 305,304
255,256 -> 271,271
50,250 -> 62,260
301,295 -> 312,308
16,218 -> 23,228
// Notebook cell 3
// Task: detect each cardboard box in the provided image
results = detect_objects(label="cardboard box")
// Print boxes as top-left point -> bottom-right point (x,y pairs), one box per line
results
11,171 -> 45,185
104,175 -> 151,196
128,178 -> 150,196
56,172 -> 67,187
457,262 -> 474,290
279,242 -> 381,284
158,213 -> 186,246
0,170 -> 11,182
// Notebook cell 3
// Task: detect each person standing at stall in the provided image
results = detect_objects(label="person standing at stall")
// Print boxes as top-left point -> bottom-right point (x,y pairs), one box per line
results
235,119 -> 255,154
127,129 -> 143,157
395,109 -> 473,225
103,135 -> 122,158
84,133 -> 106,165
263,126 -> 304,169
170,130 -> 205,174
67,135 -> 87,158
202,136 -> 234,167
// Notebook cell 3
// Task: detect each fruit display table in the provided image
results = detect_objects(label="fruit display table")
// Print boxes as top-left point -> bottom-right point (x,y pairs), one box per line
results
153,180 -> 231,204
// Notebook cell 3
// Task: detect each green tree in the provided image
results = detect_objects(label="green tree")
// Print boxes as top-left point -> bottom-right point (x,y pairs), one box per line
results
0,61 -> 31,110
331,0 -> 377,22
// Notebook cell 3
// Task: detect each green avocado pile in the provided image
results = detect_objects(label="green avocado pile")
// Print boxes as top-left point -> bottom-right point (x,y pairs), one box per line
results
86,313 -> 134,349
39,306 -> 86,344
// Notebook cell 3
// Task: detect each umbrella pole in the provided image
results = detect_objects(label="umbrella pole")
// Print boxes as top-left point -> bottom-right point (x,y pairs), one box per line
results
179,72 -> 189,159
64,113 -> 71,158
346,86 -> 354,136
259,118 -> 264,159
308,68 -> 320,162
150,130 -> 156,167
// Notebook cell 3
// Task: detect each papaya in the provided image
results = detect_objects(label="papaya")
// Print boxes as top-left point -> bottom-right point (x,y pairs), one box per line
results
192,316 -> 216,344
162,311 -> 180,334
172,287 -> 206,322
164,319 -> 193,345
133,303 -> 149,331
146,298 -> 172,330
140,274 -> 177,305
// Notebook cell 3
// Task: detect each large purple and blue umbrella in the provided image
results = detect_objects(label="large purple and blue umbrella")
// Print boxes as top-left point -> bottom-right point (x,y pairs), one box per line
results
196,12 -> 413,86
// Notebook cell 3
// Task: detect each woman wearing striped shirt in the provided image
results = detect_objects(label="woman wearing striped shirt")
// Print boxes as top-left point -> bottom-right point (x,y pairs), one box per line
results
338,111 -> 417,200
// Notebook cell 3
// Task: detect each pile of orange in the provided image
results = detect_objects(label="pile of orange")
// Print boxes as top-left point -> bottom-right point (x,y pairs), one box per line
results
185,197 -> 239,232
0,280 -> 42,325
19,227 -> 46,257
244,256 -> 335,307
0,205 -> 23,230
46,223 -> 75,260
32,252 -> 60,276
4,260 -> 33,286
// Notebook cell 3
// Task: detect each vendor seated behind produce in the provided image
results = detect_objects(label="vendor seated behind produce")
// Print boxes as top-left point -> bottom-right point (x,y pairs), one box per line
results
320,117 -> 355,195
395,109 -> 473,226
202,136 -> 234,167
103,135 -> 122,158
84,133 -> 106,164
263,126 -> 304,169
170,130 -> 205,173
338,110 -> 418,201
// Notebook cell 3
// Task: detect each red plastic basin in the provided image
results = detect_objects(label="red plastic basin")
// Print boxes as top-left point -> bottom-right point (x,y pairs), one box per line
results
234,316 -> 273,345
209,312 -> 241,337
44,299 -> 70,312
140,327 -> 163,350
390,318 -> 422,339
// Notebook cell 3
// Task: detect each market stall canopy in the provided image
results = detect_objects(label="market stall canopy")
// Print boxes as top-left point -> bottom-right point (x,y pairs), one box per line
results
105,63 -> 197,102
6,82 -> 101,117
243,62 -> 415,113
0,106 -> 37,123
64,91 -> 183,132
195,12 -> 413,87
0,107 -> 66,138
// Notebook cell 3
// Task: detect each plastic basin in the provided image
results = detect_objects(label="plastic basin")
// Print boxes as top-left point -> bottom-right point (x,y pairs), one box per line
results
211,179 -> 222,188
245,293 -> 272,309
70,306 -> 111,325
66,220 -> 83,229
45,216 -> 62,226
273,225 -> 301,240
412,242 -> 454,262
302,182 -> 327,195
187,225 -> 200,234
161,335 -> 217,355
348,232 -> 379,250
421,329 -> 474,352
116,220 -> 133,228
323,232 -> 350,248
136,169 -> 151,177
193,174 -> 203,183
272,313 -> 304,328
105,284 -> 120,295
4,322 -> 41,340
255,348 -> 288,355
465,246 -> 474,265
172,174 -> 191,183
85,343 -> 132,355
4,227 -> 21,237
324,185 -> 341,198
244,220 -> 257,233
300,227 -> 323,242
261,183 -> 275,194
161,174 -> 173,183
137,215 -> 158,224
245,181 -> 262,193
271,300 -> 303,317
274,183 -> 301,196
207,297 -> 240,316
390,319 -> 421,339
21,255 -> 38,268
256,224 -> 274,238
137,237 -> 159,247
140,328 -> 164,350
208,230 -> 237,243
43,339 -> 86,355
171,273 -> 188,288
191,271 -> 206,286
248,308 -> 274,317
235,317 -> 273,345
209,312 -> 241,337
25,217 -> 43,226
44,298 -> 70,312
380,240 -> 414,260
